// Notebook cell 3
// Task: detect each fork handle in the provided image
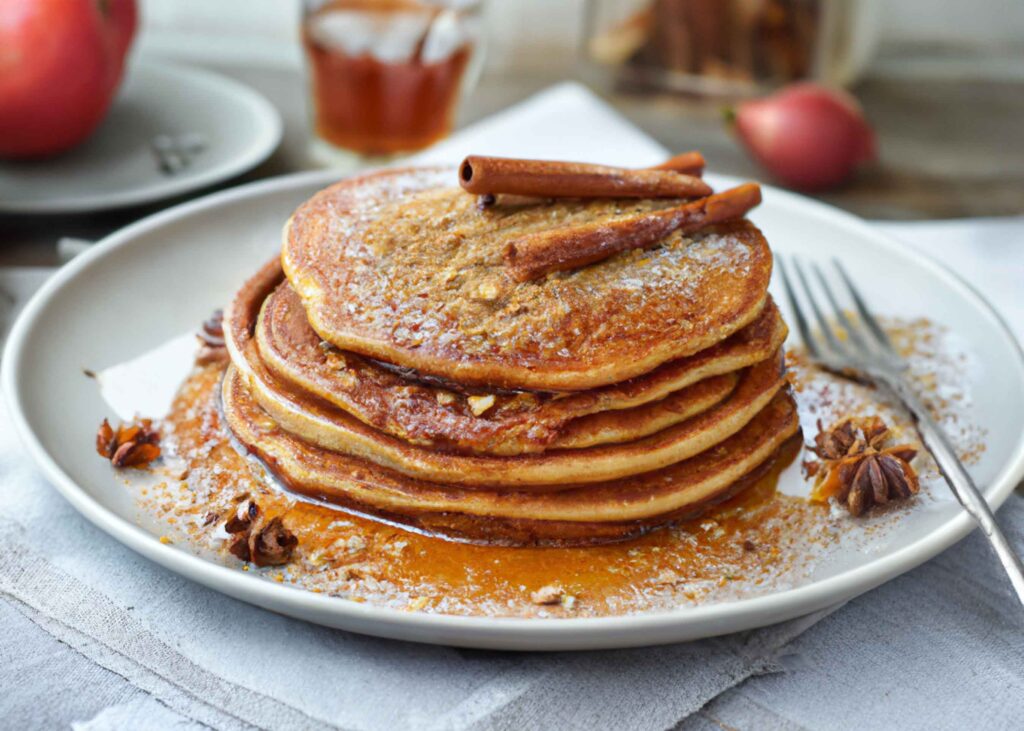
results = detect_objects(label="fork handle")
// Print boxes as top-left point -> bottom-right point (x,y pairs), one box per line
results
883,378 -> 1024,607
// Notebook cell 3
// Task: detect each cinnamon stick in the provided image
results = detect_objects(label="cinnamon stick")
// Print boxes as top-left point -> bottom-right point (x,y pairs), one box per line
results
475,152 -> 707,209
503,182 -> 761,282
459,156 -> 712,199
651,150 -> 705,177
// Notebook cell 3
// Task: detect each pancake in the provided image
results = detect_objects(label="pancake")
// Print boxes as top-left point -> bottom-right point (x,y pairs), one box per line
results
223,367 -> 800,544
547,376 -> 737,450
282,167 -> 773,391
226,297 -> 786,487
233,258 -> 786,455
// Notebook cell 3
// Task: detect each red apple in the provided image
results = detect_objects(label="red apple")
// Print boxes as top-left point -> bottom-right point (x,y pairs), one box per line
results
730,83 -> 876,192
0,0 -> 137,159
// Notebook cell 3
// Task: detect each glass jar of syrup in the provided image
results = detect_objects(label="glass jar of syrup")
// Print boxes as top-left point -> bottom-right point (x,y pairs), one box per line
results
303,0 -> 483,167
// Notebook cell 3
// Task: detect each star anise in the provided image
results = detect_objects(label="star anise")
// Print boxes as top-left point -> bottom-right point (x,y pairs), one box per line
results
224,500 -> 297,567
96,418 -> 161,468
810,416 -> 919,517
249,517 -> 299,566
195,309 -> 228,365
812,414 -> 889,461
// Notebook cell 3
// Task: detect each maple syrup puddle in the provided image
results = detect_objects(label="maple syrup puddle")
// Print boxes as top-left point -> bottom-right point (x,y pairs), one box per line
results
140,364 -> 841,619
118,316 -> 982,618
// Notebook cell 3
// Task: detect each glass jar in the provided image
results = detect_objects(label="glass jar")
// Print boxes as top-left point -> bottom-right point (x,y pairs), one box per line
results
302,0 -> 484,168
580,0 -> 880,97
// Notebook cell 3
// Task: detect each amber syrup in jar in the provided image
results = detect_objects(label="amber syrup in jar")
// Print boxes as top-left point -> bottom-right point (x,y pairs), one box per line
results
303,0 -> 477,158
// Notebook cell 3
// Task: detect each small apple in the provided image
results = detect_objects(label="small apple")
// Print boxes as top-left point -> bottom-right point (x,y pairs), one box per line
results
0,0 -> 137,159
729,83 -> 876,192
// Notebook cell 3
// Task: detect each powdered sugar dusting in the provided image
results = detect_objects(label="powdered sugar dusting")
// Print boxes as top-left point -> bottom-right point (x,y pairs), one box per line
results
286,170 -> 771,384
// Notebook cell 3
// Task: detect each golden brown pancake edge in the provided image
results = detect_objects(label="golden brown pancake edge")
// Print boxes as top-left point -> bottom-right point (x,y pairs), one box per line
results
282,167 -> 774,391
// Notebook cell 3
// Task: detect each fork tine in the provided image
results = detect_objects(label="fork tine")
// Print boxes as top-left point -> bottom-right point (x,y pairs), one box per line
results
811,262 -> 872,352
832,258 -> 897,354
777,256 -> 822,358
792,258 -> 848,355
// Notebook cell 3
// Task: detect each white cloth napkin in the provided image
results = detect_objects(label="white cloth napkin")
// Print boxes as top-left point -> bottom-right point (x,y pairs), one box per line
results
1,84 -> 1022,731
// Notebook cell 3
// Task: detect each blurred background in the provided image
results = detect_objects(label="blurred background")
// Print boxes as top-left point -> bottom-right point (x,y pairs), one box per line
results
139,0 -> 1024,76
2,0 -> 1023,264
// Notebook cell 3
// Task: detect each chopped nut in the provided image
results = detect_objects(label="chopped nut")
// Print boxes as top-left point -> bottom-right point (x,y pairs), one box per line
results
476,281 -> 501,301
530,584 -> 564,605
435,391 -> 457,406
382,540 -> 408,558
343,535 -> 367,554
362,576 -> 382,592
440,267 -> 460,285
339,563 -> 372,580
325,350 -> 348,370
654,570 -> 680,585
407,596 -> 430,612
467,394 -> 496,416
335,370 -> 358,389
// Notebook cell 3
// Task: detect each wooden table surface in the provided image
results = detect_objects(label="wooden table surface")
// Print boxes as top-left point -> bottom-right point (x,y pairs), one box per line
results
2,60 -> 1022,266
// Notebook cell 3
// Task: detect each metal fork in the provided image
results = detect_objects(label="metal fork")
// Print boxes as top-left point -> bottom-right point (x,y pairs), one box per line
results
779,256 -> 1024,607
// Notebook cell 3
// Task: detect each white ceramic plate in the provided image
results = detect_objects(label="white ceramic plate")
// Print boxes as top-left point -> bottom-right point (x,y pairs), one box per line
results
0,61 -> 282,214
5,171 -> 1024,650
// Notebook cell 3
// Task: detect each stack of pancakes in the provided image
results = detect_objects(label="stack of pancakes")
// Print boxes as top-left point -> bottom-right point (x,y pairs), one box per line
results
222,167 -> 799,545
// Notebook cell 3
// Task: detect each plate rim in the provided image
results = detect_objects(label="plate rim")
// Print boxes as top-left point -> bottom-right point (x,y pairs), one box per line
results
0,60 -> 284,215
5,168 -> 1024,650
